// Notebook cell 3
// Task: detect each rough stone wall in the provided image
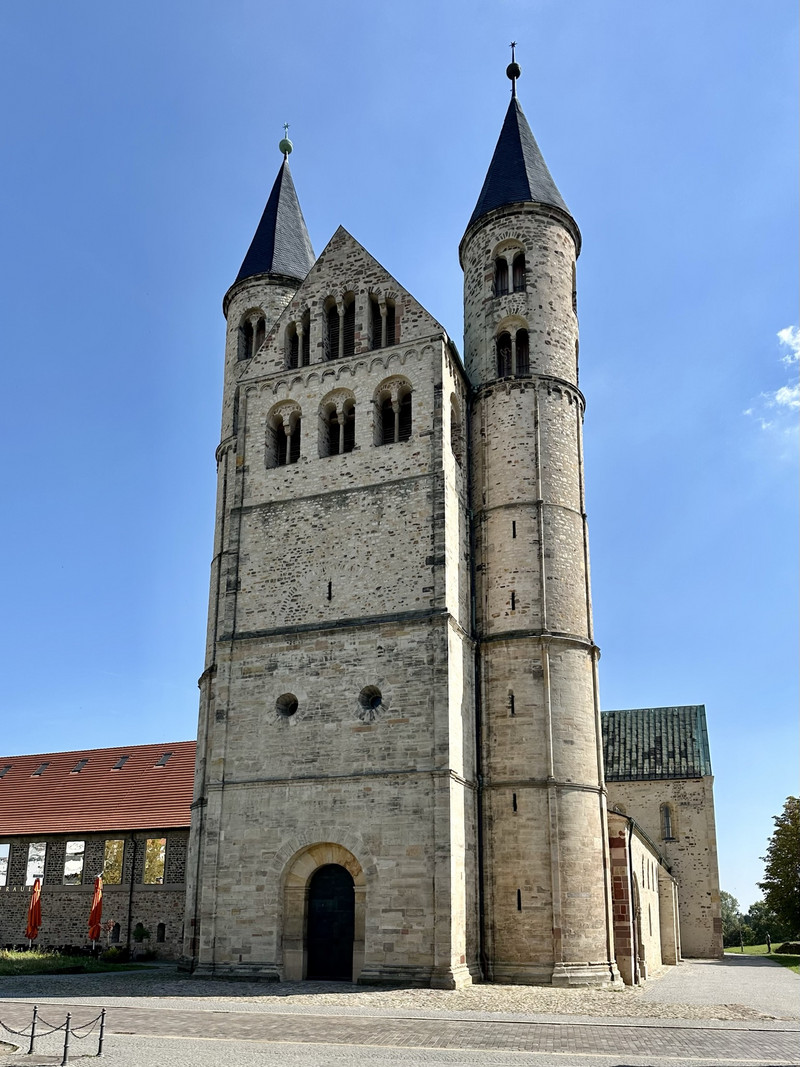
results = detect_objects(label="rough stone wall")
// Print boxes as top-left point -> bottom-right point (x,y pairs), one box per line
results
463,206 -> 616,985
0,831 -> 187,959
186,228 -> 477,987
606,777 -> 722,958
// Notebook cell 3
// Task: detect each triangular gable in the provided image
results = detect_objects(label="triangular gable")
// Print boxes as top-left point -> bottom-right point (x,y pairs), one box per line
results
249,226 -> 449,370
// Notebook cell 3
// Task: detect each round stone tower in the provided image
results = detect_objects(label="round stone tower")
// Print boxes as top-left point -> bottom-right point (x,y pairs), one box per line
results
460,65 -> 619,986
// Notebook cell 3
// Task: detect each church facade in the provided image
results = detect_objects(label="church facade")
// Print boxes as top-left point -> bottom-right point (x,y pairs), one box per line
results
181,65 -> 722,986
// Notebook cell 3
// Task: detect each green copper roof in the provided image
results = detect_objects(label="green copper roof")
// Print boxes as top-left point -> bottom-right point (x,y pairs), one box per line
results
601,706 -> 713,781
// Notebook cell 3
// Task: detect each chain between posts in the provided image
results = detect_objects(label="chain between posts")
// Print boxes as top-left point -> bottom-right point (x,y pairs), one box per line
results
0,1004 -> 106,1060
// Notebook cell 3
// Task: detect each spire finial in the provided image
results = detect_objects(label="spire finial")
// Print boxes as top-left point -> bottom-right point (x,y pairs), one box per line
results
279,122 -> 293,160
506,42 -> 521,98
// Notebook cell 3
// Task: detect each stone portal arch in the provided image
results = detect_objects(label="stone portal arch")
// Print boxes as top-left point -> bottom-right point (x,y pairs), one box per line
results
281,842 -> 366,981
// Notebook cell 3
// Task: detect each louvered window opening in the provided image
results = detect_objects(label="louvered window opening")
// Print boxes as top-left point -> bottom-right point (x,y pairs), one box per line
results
327,406 -> 356,456
288,331 -> 299,369
342,301 -> 355,358
370,299 -> 396,350
494,258 -> 509,296
277,420 -> 302,466
326,306 -> 339,360
254,317 -> 266,352
239,320 -> 254,360
516,329 -> 530,375
512,253 -> 526,292
381,393 -> 412,444
301,328 -> 310,366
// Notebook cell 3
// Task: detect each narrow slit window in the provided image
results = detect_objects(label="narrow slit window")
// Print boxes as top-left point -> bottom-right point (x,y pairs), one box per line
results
510,591 -> 516,610
239,319 -> 254,361
254,316 -> 266,352
494,258 -> 509,296
342,300 -> 355,358
516,889 -> 522,911
509,691 -> 515,716
512,520 -> 516,538
496,333 -> 512,377
385,301 -> 396,346
301,325 -> 311,366
370,297 -> 382,350
515,329 -> 530,376
512,792 -> 518,812
512,252 -> 526,292
288,329 -> 299,369
661,803 -> 674,840
326,304 -> 339,360
327,580 -> 332,601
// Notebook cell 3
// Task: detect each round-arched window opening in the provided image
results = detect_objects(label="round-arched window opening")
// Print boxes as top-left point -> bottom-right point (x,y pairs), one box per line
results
358,686 -> 382,712
276,693 -> 299,718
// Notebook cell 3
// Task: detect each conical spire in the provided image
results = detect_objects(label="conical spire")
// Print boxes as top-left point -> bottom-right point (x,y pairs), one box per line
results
466,95 -> 574,233
235,158 -> 315,285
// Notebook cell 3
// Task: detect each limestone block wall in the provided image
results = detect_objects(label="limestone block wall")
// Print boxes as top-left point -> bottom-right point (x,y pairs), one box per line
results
0,831 -> 188,959
607,777 -> 723,958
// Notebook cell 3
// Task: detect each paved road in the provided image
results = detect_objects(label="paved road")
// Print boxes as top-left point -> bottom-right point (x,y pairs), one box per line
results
0,956 -> 797,1066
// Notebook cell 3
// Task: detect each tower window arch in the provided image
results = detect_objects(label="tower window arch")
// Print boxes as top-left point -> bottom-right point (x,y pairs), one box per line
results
238,312 -> 266,361
238,319 -> 254,361
287,324 -> 299,369
325,295 -> 356,360
325,301 -> 339,360
342,294 -> 356,358
254,316 -> 266,352
286,315 -> 310,370
512,252 -> 526,292
301,310 -> 311,365
266,404 -> 302,468
515,329 -> 530,376
494,258 -> 509,297
375,378 -> 413,445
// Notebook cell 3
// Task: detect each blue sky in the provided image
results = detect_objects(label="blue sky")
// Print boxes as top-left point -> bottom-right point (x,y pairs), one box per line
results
0,1 -> 796,911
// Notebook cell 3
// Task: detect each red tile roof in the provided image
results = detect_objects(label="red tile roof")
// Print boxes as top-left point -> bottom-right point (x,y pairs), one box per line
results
0,742 -> 196,835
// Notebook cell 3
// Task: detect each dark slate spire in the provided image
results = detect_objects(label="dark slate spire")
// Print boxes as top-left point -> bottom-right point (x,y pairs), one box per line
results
235,157 -> 315,284
466,95 -> 573,231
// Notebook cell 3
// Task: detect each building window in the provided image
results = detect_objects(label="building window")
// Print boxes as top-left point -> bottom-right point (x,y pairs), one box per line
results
0,844 -> 9,887
512,252 -> 526,292
661,803 -> 675,841
287,326 -> 299,369
156,922 -> 166,943
342,296 -> 355,358
110,922 -> 121,943
380,393 -> 411,444
321,396 -> 356,457
515,329 -> 530,376
370,297 -> 396,350
254,316 -> 266,352
267,406 -> 302,468
496,332 -> 512,377
494,258 -> 509,296
143,838 -> 166,884
239,319 -> 254,361
325,302 -> 339,360
26,842 -> 46,885
104,839 -> 125,884
63,840 -> 85,885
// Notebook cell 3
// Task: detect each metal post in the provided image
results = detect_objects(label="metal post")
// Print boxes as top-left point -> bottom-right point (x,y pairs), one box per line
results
27,1005 -> 37,1055
96,1009 -> 105,1057
61,1012 -> 71,1066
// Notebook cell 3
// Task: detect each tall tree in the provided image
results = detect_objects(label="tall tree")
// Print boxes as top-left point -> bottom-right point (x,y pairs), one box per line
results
720,890 -> 743,946
758,797 -> 800,934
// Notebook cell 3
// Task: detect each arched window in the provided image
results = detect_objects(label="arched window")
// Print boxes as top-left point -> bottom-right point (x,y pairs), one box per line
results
661,803 -> 675,840
287,326 -> 299,369
267,406 -> 301,468
301,311 -> 311,366
376,380 -> 412,445
512,253 -> 526,292
156,922 -> 166,943
496,332 -> 512,377
321,397 -> 356,457
239,319 -> 254,361
515,329 -> 530,376
254,316 -> 266,352
325,303 -> 339,360
494,258 -> 509,297
370,297 -> 397,350
110,922 -> 120,943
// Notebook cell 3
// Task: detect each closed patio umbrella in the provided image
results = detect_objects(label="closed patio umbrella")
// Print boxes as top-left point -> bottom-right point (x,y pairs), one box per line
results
88,876 -> 103,944
25,878 -> 42,944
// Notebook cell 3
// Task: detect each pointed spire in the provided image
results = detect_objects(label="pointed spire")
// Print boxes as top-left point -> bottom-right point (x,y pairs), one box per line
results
465,58 -> 577,243
235,142 -> 315,285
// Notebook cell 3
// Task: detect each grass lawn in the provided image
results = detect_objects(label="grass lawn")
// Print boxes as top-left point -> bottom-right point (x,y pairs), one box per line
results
0,949 -> 149,976
728,943 -> 799,975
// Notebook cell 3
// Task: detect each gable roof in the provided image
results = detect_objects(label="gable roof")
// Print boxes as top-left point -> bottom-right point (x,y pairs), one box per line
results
466,97 -> 577,243
0,741 -> 196,835
601,706 -> 713,782
235,159 -> 315,285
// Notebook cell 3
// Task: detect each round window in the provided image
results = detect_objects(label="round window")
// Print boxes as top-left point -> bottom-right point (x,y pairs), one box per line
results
276,693 -> 299,718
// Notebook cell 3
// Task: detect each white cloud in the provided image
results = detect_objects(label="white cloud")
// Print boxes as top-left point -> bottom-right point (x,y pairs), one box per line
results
742,326 -> 800,443
777,325 -> 800,364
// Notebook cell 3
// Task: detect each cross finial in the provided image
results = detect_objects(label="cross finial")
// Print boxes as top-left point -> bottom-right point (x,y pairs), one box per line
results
506,42 -> 521,98
283,122 -> 290,138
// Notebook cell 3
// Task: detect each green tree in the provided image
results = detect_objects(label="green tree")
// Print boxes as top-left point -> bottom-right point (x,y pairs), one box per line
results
758,797 -> 800,935
743,900 -> 793,944
720,890 -> 744,946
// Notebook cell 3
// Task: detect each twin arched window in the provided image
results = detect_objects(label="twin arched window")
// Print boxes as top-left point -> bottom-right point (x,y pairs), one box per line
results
375,379 -> 413,446
370,297 -> 396,350
267,406 -> 301,468
494,252 -> 526,297
320,394 -> 356,457
238,313 -> 267,361
325,296 -> 356,361
496,329 -> 530,378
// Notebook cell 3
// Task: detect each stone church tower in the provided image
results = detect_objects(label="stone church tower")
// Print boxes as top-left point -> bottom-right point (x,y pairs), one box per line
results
183,63 -> 619,987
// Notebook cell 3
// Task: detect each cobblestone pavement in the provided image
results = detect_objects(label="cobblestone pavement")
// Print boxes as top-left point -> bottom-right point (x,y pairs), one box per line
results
0,960 -> 797,1066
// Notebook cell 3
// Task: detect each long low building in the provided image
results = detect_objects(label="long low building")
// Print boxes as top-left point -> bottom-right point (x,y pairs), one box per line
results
0,707 -> 721,977
0,741 -> 194,958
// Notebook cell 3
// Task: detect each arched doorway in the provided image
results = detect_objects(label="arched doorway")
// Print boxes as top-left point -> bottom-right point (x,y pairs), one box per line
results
306,864 -> 355,980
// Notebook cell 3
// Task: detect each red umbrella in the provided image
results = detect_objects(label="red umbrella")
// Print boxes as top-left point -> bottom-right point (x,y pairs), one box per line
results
88,876 -> 103,943
25,878 -> 42,942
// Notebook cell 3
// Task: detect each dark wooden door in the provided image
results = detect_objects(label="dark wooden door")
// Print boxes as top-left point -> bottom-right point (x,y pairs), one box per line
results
306,864 -> 355,980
